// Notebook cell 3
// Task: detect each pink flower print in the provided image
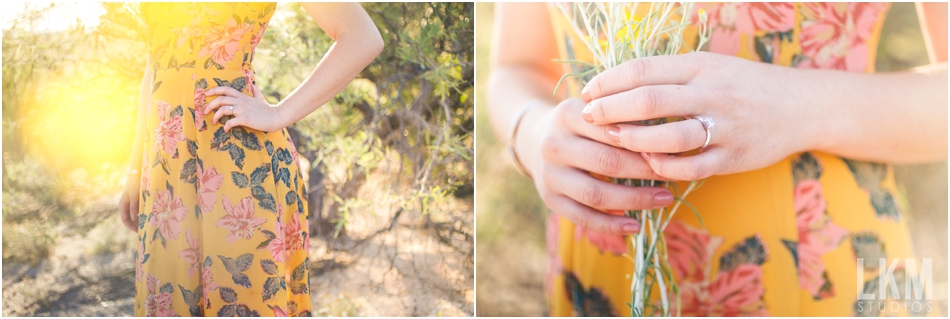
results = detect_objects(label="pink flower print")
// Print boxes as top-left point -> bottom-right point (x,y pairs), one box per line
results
795,179 -> 827,221
678,264 -> 768,316
178,228 -> 201,277
150,189 -> 187,240
269,305 -> 287,317
746,3 -> 794,33
146,273 -> 160,295
267,213 -> 286,263
572,209 -> 631,255
287,136 -> 305,174
574,226 -> 626,255
799,3 -> 887,71
665,221 -> 723,283
302,214 -> 311,252
283,209 -> 304,252
708,264 -> 768,316
267,203 -> 286,262
197,165 -> 223,214
698,2 -> 743,56
216,195 -> 266,244
198,17 -> 249,66
243,68 -> 255,93
287,137 -> 300,163
144,273 -> 176,317
173,24 -> 202,48
793,179 -> 847,297
136,238 -> 146,283
697,3 -> 793,57
250,22 -> 268,51
194,88 -> 208,130
153,100 -> 185,156
202,263 -> 219,301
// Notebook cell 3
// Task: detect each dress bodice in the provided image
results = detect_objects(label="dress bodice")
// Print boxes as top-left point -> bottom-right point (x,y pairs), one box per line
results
140,3 -> 276,72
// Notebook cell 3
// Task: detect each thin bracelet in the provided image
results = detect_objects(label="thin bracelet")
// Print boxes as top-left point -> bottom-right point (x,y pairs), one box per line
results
507,100 -> 547,180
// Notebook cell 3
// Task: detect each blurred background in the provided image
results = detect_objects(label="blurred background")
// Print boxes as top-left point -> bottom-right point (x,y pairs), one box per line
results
3,2 -> 473,316
475,2 -> 948,316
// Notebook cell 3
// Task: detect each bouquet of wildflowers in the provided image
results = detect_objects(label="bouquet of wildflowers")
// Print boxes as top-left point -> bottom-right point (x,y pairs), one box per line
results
554,2 -> 710,317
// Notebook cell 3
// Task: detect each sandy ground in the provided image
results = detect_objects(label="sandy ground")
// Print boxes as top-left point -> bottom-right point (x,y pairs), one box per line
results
2,206 -> 474,317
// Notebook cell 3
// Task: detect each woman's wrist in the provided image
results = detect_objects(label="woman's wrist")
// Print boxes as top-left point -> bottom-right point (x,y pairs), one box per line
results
513,102 -> 554,178
788,66 -> 878,157
273,100 -> 295,131
789,68 -> 828,155
763,63 -> 836,156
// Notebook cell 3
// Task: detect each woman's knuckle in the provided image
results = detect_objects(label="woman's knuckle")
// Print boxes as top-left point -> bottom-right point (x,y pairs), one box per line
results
540,134 -> 561,159
574,214 -> 593,231
626,59 -> 650,85
668,126 -> 691,151
539,165 -> 556,186
581,183 -> 606,208
681,163 -> 706,181
596,148 -> 622,175
626,190 -> 644,209
591,78 -> 607,98
636,88 -> 660,116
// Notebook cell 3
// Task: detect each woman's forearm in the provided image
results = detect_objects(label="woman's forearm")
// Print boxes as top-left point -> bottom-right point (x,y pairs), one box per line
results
275,4 -> 383,129
486,66 -> 561,177
275,35 -> 382,128
806,63 -> 948,163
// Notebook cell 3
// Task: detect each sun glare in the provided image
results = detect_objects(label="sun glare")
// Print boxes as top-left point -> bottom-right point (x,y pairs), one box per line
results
20,62 -> 138,176
2,2 -> 103,32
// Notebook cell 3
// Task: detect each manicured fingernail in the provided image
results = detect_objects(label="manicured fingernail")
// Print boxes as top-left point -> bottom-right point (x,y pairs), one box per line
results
582,104 -> 594,123
607,125 -> 621,143
581,85 -> 591,103
653,191 -> 674,206
623,222 -> 640,233
641,152 -> 651,160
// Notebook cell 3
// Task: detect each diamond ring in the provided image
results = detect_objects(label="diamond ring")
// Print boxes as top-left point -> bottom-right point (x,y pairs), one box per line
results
689,116 -> 715,149
229,105 -> 234,116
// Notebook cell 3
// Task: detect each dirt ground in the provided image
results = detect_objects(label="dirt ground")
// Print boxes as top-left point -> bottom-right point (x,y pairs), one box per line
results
2,202 -> 474,317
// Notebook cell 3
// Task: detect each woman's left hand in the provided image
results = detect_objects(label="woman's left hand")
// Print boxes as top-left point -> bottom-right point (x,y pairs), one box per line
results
580,52 -> 821,181
205,84 -> 286,133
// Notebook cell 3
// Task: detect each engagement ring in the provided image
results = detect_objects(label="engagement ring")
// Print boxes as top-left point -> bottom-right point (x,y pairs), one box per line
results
690,116 -> 714,149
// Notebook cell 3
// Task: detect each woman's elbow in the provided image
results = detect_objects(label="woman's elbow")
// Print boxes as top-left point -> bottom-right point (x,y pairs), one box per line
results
366,28 -> 384,59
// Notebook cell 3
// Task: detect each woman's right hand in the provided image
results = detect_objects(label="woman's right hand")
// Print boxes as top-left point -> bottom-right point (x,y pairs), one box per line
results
119,174 -> 141,232
516,98 -> 675,236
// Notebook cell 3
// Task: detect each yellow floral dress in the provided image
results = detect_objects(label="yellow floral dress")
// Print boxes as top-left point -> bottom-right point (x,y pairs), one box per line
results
546,3 -> 934,316
136,3 -> 312,316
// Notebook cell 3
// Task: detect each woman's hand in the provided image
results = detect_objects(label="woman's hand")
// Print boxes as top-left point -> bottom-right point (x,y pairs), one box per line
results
580,52 -> 815,181
205,83 -> 287,133
119,174 -> 141,232
516,98 -> 675,236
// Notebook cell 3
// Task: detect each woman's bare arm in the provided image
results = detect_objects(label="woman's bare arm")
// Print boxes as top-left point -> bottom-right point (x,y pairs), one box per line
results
917,2 -> 948,63
120,60 -> 152,232
205,3 -> 384,132
274,3 -> 384,128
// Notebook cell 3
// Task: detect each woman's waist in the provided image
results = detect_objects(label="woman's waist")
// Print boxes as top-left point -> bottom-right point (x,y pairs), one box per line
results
152,67 -> 255,87
150,67 -> 255,99
152,63 -> 255,74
